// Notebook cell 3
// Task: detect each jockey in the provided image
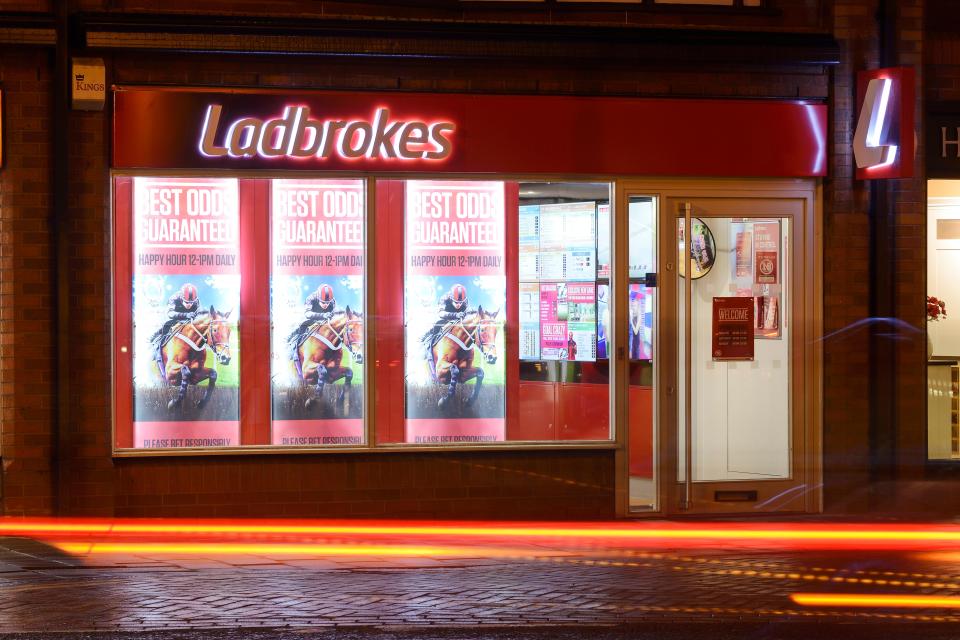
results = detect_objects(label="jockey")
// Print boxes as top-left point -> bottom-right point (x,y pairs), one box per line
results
151,283 -> 201,350
288,284 -> 338,359
421,284 -> 470,361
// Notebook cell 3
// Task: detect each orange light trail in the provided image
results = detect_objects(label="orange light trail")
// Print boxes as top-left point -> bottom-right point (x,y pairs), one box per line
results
3,518 -> 960,551
791,593 -> 960,609
52,541 -> 543,558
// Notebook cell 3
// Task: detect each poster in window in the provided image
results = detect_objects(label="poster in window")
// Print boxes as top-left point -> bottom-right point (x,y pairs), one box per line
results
596,283 -> 610,359
519,205 -> 540,281
597,204 -> 610,279
270,179 -> 365,446
404,180 -> 506,443
560,202 -> 597,281
566,282 -> 597,361
730,219 -> 782,339
131,177 -> 240,448
628,283 -> 653,361
519,281 -> 540,361
753,221 -> 779,285
538,204 -> 566,280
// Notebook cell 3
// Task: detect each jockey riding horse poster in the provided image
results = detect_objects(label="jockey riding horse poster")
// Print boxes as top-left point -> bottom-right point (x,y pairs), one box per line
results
270,179 -> 365,445
404,180 -> 506,443
131,177 -> 241,448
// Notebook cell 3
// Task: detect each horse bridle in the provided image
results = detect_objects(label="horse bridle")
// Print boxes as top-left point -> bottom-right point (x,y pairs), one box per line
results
312,317 -> 363,359
343,317 -> 364,359
451,316 -> 497,358
206,319 -> 230,360
176,316 -> 229,358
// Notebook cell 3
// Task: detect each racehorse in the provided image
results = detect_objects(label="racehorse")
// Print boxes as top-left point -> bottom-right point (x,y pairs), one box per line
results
158,306 -> 232,412
429,306 -> 500,409
295,307 -> 364,411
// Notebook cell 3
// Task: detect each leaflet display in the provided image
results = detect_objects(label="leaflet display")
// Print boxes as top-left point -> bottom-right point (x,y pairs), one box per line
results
730,219 -> 782,339
131,177 -> 241,448
519,201 -> 599,362
270,179 -> 365,446
519,205 -> 540,281
404,180 -> 506,443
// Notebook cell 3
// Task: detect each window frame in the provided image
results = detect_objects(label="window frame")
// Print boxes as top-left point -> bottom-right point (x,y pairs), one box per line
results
111,169 -> 623,457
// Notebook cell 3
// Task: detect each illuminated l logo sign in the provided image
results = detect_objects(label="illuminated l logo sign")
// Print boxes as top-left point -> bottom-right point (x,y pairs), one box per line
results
853,77 -> 897,169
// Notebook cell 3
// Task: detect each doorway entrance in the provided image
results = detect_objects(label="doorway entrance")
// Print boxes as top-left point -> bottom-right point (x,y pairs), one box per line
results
619,180 -> 821,515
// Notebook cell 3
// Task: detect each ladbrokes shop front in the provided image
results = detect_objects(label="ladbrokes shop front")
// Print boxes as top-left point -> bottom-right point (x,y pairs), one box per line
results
107,86 -> 825,517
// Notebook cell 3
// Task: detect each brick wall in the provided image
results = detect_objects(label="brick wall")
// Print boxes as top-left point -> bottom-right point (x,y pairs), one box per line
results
821,0 -> 930,514
73,0 -> 826,31
891,0 -> 928,508
820,0 -> 877,513
0,49 -> 56,515
113,451 -> 613,519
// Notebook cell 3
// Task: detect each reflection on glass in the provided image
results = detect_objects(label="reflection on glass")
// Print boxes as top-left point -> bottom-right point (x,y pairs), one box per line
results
628,196 -> 657,511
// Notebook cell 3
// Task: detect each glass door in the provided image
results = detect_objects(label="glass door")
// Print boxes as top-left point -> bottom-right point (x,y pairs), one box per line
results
624,194 -> 657,511
658,194 -> 812,514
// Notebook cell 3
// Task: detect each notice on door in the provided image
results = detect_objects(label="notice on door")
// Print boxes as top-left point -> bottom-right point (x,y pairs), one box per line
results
712,296 -> 754,361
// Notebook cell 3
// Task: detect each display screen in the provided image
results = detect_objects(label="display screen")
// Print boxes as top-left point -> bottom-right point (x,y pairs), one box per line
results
270,179 -> 365,446
131,177 -> 241,448
404,180 -> 506,443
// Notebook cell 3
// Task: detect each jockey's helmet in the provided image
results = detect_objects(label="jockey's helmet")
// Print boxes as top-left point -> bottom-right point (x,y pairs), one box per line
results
316,284 -> 336,310
180,283 -> 199,309
450,284 -> 467,311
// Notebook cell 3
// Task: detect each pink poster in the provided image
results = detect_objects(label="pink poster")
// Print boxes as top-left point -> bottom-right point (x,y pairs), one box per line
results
271,179 -> 365,446
131,177 -> 241,448
404,180 -> 506,443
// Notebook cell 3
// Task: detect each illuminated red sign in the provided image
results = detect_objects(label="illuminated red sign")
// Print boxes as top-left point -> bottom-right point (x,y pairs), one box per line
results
854,66 -> 915,179
114,87 -> 827,177
199,105 -> 454,161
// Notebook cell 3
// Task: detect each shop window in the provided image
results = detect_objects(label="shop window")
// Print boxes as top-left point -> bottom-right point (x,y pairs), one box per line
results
376,179 -> 613,446
516,182 -> 613,442
114,175 -> 615,452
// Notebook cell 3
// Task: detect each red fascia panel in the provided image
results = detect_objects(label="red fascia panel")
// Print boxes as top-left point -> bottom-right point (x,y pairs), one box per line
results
113,88 -> 827,178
